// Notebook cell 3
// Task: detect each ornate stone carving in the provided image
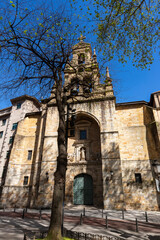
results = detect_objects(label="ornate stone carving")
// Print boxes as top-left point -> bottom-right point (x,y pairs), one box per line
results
67,153 -> 75,162
80,147 -> 86,161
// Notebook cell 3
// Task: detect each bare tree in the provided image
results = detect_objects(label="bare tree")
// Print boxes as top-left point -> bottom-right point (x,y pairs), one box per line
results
2,0 -> 158,239
0,1 -> 86,240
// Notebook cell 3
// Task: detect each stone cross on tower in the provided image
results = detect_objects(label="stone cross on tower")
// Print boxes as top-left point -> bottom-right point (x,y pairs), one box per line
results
78,34 -> 86,42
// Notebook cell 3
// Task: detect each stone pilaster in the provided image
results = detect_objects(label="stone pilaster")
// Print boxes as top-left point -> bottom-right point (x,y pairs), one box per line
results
100,100 -> 124,209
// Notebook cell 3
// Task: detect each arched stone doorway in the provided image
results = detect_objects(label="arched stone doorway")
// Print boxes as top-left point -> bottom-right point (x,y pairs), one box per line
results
65,111 -> 103,207
73,173 -> 93,205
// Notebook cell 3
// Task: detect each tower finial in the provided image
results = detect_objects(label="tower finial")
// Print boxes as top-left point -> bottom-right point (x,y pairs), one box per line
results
78,34 -> 86,42
92,47 -> 97,63
106,66 -> 110,78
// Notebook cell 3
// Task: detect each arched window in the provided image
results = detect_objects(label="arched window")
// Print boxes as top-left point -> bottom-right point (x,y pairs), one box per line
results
78,53 -> 85,64
83,77 -> 92,94
71,78 -> 79,96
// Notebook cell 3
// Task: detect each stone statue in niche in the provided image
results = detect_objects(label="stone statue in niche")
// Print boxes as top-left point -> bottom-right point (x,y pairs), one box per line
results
80,147 -> 86,161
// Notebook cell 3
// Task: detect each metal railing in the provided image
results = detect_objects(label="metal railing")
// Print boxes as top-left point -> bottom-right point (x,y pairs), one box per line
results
24,228 -> 122,240
0,207 -> 159,240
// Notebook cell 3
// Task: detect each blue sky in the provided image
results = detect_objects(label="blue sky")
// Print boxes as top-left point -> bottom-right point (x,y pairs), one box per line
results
0,39 -> 159,109
0,0 -> 159,109
109,52 -> 160,103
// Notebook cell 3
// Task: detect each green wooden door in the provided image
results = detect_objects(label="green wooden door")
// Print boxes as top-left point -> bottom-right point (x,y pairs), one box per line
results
73,174 -> 93,205
73,175 -> 84,204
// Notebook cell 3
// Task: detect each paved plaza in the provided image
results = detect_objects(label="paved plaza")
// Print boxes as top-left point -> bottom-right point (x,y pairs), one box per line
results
0,206 -> 160,239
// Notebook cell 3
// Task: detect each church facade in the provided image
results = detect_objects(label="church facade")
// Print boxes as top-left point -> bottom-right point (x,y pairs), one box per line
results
0,39 -> 160,210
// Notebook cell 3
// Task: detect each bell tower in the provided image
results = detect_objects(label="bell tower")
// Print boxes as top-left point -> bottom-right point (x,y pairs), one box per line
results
64,35 -> 114,100
64,34 -> 101,96
63,36 -> 123,210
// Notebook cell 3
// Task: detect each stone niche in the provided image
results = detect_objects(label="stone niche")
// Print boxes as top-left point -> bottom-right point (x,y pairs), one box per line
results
73,120 -> 91,162
67,113 -> 101,164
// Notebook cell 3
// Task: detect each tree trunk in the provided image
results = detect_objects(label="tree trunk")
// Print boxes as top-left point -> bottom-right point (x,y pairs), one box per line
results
47,164 -> 66,240
47,73 -> 67,240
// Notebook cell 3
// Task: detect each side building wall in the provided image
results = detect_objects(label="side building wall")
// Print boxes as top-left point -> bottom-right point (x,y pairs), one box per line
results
116,103 -> 159,210
0,98 -> 159,211
0,97 -> 41,187
0,107 -> 11,183
1,114 -> 41,207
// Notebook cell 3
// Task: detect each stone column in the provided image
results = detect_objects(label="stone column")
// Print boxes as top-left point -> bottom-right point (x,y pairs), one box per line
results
30,105 -> 47,207
100,100 -> 124,209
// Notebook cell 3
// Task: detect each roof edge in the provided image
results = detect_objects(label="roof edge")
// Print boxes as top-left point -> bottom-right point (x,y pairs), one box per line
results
25,111 -> 41,117
10,95 -> 41,108
116,100 -> 148,107
0,106 -> 12,113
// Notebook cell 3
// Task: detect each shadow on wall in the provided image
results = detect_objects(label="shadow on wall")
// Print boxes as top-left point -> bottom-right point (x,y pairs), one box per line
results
1,186 -> 29,207
122,161 -> 157,210
34,142 -> 57,208
0,129 -> 17,206
28,110 -> 57,208
144,106 -> 160,210
102,142 -> 124,210
0,112 -> 52,208
27,114 -> 44,208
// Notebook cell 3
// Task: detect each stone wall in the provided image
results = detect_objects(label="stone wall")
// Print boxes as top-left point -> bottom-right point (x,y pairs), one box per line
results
34,105 -> 59,208
65,99 -> 124,210
33,96 -> 123,209
1,186 -> 29,207
116,103 -> 159,210
0,97 -> 41,186
1,99 -> 160,211
1,114 -> 41,207
0,37 -> 159,211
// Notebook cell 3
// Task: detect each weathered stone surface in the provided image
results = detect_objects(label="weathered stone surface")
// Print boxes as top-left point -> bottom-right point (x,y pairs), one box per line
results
0,42 -> 160,211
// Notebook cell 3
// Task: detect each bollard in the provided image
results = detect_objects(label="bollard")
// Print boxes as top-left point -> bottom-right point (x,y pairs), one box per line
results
106,214 -> 108,229
23,233 -> 26,240
3,205 -> 5,212
80,213 -> 83,225
136,218 -> 138,232
14,206 -> 16,213
61,204 -> 64,235
83,207 -> 85,216
145,211 -> 148,222
122,209 -> 124,219
102,209 -> 103,218
39,208 -> 42,220
85,233 -> 87,240
41,232 -> 44,238
61,220 -> 63,235
22,209 -> 25,219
